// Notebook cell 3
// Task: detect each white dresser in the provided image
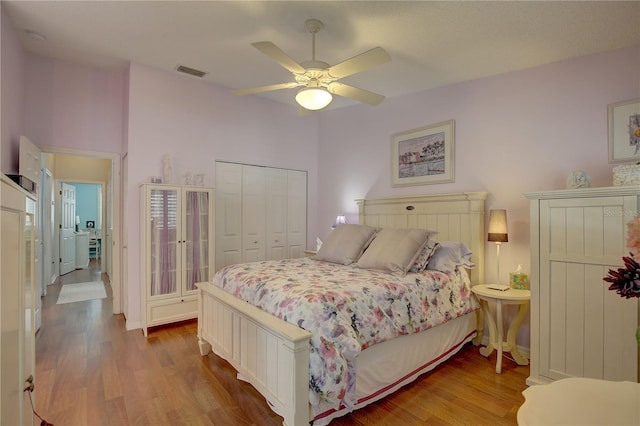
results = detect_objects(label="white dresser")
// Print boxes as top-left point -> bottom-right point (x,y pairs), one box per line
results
525,186 -> 640,385
75,231 -> 90,269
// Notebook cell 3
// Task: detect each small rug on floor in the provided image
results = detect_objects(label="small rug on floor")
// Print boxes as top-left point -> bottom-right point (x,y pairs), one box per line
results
57,281 -> 106,304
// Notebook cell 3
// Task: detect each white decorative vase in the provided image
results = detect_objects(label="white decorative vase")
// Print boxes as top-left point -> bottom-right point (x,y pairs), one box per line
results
162,155 -> 173,184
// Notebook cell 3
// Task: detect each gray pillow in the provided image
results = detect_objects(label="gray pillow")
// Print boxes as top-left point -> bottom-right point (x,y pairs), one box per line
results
356,228 -> 435,275
314,224 -> 378,265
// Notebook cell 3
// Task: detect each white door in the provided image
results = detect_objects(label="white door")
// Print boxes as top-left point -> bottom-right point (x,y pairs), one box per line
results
60,183 -> 77,275
42,169 -> 55,287
287,170 -> 307,258
265,168 -> 287,260
242,165 -> 266,263
20,136 -> 44,332
106,179 -> 112,277
215,162 -> 243,270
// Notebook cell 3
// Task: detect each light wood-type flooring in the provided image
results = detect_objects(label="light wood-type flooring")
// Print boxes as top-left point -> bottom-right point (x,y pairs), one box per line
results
35,261 -> 528,425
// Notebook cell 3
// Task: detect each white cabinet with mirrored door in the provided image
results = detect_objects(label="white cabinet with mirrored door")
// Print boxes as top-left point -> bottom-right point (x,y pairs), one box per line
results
140,184 -> 214,336
1,174 -> 36,425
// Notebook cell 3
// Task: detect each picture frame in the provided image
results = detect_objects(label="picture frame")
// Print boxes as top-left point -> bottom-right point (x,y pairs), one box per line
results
391,119 -> 455,187
86,220 -> 95,229
608,98 -> 640,164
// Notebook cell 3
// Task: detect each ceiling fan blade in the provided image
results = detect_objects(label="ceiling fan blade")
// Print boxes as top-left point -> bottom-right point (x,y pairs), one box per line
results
327,47 -> 391,79
328,82 -> 385,106
252,41 -> 306,74
233,82 -> 300,96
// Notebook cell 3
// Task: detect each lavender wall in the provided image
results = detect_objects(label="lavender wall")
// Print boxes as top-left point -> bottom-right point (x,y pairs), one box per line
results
125,62 -> 319,328
1,5 -> 25,173
23,54 -> 125,153
316,46 -> 640,347
318,46 -> 639,279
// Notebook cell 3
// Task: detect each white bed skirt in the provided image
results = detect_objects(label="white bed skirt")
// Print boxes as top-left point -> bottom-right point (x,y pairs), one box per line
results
311,313 -> 477,425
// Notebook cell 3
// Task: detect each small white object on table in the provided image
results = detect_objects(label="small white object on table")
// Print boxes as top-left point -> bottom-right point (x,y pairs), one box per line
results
517,377 -> 640,425
471,284 -> 530,373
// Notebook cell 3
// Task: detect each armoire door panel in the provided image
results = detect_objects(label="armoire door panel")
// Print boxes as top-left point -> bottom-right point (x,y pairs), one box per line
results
527,188 -> 639,385
1,177 -> 36,425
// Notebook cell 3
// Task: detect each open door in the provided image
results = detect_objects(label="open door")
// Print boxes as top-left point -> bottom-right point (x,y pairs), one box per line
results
59,182 -> 76,275
19,136 -> 43,331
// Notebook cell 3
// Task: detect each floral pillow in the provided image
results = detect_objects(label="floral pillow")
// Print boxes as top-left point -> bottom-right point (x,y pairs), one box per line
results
408,239 -> 440,273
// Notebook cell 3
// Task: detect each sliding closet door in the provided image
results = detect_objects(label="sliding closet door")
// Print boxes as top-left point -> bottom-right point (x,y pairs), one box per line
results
287,170 -> 307,259
215,161 -> 307,270
215,162 -> 242,270
266,168 -> 288,260
241,165 -> 266,263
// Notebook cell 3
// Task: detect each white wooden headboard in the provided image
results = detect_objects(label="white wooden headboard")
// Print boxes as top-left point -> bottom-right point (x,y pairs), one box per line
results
356,192 -> 487,284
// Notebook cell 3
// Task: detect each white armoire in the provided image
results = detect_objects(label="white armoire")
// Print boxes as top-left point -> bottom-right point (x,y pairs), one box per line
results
215,161 -> 307,271
526,186 -> 640,385
1,174 -> 36,425
140,184 -> 214,336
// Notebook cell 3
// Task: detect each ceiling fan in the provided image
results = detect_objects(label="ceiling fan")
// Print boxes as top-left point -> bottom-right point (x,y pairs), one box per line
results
233,18 -> 391,111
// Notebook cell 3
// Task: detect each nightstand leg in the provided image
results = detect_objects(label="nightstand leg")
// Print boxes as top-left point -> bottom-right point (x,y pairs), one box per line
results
473,307 -> 484,346
479,299 -> 497,358
496,299 -> 503,374
506,301 -> 529,365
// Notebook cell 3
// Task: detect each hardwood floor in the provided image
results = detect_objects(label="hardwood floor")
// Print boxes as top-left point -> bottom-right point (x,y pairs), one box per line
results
36,262 -> 528,425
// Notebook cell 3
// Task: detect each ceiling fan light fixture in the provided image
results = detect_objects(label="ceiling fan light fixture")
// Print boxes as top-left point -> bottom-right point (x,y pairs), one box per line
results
295,86 -> 332,110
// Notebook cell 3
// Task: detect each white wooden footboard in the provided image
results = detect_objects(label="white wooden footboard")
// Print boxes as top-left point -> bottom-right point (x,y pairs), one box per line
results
197,281 -> 312,426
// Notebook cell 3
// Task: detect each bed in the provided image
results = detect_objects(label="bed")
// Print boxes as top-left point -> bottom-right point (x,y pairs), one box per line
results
197,192 -> 487,425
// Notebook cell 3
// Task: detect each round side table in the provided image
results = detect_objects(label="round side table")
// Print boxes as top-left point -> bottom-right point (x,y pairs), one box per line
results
471,284 -> 530,373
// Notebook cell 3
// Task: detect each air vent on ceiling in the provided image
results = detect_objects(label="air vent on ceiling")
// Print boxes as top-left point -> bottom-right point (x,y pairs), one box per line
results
176,65 -> 207,78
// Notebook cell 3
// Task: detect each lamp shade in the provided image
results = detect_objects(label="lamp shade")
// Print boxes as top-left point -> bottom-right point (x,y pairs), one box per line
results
488,209 -> 508,242
295,87 -> 332,110
331,214 -> 347,229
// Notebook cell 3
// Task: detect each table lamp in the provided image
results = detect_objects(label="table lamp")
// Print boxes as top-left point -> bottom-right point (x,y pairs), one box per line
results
331,214 -> 347,229
488,209 -> 509,291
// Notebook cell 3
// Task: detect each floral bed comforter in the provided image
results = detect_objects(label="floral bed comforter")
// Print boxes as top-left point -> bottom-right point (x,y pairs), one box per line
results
212,257 -> 479,412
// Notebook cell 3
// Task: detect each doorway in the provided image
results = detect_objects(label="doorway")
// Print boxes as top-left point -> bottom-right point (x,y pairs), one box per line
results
58,181 -> 104,275
39,148 -> 122,315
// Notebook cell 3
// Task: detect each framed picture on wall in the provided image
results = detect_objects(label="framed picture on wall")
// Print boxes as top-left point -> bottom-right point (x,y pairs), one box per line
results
608,98 -> 640,164
391,119 -> 455,186
86,220 -> 95,229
